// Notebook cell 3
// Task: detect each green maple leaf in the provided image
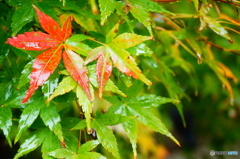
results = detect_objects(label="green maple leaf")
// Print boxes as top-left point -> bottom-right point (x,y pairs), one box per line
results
72,111 -> 134,159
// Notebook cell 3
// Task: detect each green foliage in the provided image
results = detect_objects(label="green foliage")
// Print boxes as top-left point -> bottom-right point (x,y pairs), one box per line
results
0,106 -> 12,146
106,88 -> 180,146
47,140 -> 106,159
15,96 -> 44,143
40,103 -> 64,142
0,0 -> 240,158
92,119 -> 120,159
11,4 -> 34,36
14,129 -> 46,159
99,0 -> 116,25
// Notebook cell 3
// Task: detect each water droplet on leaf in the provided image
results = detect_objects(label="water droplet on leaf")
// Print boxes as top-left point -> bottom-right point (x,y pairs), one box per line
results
197,53 -> 202,64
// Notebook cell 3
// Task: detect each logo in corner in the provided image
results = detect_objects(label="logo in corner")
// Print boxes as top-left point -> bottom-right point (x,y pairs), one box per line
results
210,150 -> 215,156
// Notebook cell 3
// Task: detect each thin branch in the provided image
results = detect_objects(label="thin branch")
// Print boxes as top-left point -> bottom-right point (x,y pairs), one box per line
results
78,129 -> 82,148
225,26 -> 240,34
213,0 -> 240,7
75,100 -> 85,148
199,39 -> 240,55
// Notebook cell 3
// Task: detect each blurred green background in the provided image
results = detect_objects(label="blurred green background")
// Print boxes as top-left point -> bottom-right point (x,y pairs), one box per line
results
1,0 -> 240,159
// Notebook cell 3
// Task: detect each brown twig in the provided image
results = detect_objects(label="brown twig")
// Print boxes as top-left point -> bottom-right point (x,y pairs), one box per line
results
199,39 -> 240,55
212,0 -> 240,7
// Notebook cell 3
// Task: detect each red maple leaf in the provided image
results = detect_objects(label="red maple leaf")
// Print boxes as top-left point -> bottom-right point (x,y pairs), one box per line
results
7,5 -> 92,103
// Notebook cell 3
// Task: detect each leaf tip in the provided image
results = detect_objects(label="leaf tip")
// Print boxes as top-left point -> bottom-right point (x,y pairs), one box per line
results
14,140 -> 17,145
32,4 -> 39,11
22,92 -> 33,103
170,135 -> 181,147
8,141 -> 12,148
61,141 -> 67,148
146,80 -> 152,85
228,39 -> 233,44
22,86 -> 37,103
176,141 -> 181,147
22,98 -> 28,104
4,40 -> 9,44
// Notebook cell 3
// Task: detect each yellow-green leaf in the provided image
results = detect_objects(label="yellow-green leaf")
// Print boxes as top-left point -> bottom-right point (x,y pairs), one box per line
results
200,15 -> 231,41
130,4 -> 153,36
47,76 -> 77,102
122,119 -> 138,158
108,46 -> 152,85
99,0 -> 116,25
76,85 -> 94,133
112,33 -> 152,49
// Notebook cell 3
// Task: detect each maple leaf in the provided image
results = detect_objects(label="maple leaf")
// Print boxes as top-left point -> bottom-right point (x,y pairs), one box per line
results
7,32 -> 61,50
33,5 -> 65,41
7,5 -> 92,103
22,46 -> 63,103
63,50 -> 92,100
85,33 -> 152,98
97,55 -> 112,98
85,46 -> 112,98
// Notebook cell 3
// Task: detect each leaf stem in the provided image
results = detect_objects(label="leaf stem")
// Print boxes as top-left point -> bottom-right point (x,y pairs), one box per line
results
75,100 -> 90,146
89,38 -> 107,46
213,0 -> 240,7
199,39 -> 240,55
89,0 -> 99,15
16,56 -> 20,63
75,100 -> 83,148
84,128 -> 88,142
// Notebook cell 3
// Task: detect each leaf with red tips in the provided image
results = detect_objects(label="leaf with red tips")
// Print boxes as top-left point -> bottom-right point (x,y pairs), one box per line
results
85,44 -> 151,96
22,46 -> 63,103
63,50 -> 92,100
97,55 -> 112,98
7,32 -> 61,51
85,46 -> 113,98
7,5 -> 76,103
33,5 -> 64,41
61,15 -> 73,41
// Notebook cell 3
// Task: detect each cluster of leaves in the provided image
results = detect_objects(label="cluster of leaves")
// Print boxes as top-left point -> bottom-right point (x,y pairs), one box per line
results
0,0 -> 240,158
